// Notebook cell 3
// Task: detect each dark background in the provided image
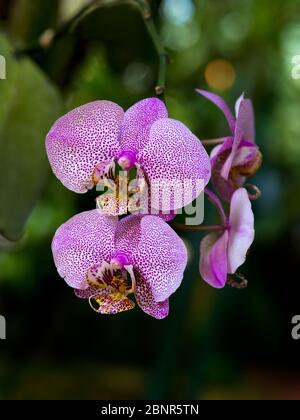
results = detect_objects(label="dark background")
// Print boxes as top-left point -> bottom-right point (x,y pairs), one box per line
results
0,0 -> 300,399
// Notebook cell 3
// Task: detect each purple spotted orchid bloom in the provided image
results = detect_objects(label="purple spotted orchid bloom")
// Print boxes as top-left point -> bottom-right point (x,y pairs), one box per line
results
196,90 -> 262,202
199,188 -> 254,288
46,98 -> 211,216
52,210 -> 188,319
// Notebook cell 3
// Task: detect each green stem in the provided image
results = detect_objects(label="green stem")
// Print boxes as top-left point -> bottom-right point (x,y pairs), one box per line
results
205,187 -> 228,226
15,0 -> 100,55
172,222 -> 225,232
134,0 -> 169,100
201,137 -> 227,146
16,0 -> 169,100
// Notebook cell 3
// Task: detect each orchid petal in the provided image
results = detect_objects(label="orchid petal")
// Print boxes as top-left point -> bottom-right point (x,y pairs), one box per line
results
115,215 -> 188,302
138,118 -> 211,212
236,97 -> 255,143
234,92 -> 245,118
210,144 -> 224,161
210,138 -> 237,201
46,101 -> 123,193
227,188 -> 255,274
221,100 -> 249,179
119,97 -> 168,152
196,89 -> 236,134
232,144 -> 258,167
199,231 -> 229,289
134,270 -> 169,319
52,210 -> 117,289
74,288 -> 98,299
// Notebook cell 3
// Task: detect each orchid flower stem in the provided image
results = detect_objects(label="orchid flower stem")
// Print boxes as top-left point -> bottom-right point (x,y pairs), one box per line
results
15,0 -> 169,101
172,222 -> 225,232
201,137 -> 227,146
78,0 -> 169,101
15,0 -> 100,55
172,189 -> 228,232
204,187 -> 228,226
134,0 -> 169,100
245,183 -> 261,200
227,273 -> 248,289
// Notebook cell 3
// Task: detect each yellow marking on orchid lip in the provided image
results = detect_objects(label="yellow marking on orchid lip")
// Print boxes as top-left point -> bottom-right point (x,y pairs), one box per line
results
86,262 -> 136,315
110,275 -> 131,294
95,296 -> 106,305
86,261 -> 114,290
119,284 -> 126,294
112,292 -> 123,300
89,291 -> 135,314
87,280 -> 106,289
96,169 -> 148,216
86,271 -> 107,289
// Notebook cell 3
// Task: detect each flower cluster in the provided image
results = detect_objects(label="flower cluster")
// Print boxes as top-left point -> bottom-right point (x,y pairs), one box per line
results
46,91 -> 261,319
196,90 -> 262,201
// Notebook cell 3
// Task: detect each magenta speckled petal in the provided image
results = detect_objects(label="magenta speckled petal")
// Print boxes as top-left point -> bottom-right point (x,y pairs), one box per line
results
154,210 -> 177,222
235,95 -> 255,143
115,215 -> 188,302
227,188 -> 255,274
135,271 -> 169,319
120,98 -> 168,152
199,231 -> 229,289
196,89 -> 235,134
74,288 -> 98,299
52,210 -> 117,289
138,118 -> 211,212
46,101 -> 123,193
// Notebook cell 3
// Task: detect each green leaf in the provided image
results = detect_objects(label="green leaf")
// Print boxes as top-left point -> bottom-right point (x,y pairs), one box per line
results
0,34 -> 62,243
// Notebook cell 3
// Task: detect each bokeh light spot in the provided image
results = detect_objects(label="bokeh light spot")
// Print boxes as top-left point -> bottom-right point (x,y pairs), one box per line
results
204,59 -> 236,91
220,12 -> 250,43
123,62 -> 153,94
161,0 -> 195,25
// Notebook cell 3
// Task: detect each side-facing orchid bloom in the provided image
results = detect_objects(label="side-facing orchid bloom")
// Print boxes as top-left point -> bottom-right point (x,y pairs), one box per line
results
46,98 -> 211,216
196,89 -> 262,202
52,210 -> 188,319
199,188 -> 254,288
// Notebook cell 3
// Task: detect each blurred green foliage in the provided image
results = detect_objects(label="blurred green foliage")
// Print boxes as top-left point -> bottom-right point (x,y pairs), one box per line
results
0,0 -> 300,400
0,33 -> 62,242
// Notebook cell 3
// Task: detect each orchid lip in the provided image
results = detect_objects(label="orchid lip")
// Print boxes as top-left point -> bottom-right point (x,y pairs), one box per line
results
92,160 -> 115,186
85,259 -> 136,314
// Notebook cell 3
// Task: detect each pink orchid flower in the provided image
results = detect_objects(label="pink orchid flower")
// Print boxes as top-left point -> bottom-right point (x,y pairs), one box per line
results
46,98 -> 211,215
199,188 -> 254,288
52,210 -> 188,319
196,90 -> 262,202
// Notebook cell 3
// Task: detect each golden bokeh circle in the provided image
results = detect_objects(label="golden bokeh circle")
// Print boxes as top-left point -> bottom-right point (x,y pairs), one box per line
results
204,59 -> 236,91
